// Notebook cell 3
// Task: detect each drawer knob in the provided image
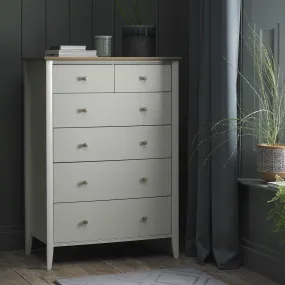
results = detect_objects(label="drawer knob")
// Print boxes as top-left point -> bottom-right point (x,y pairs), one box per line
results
139,76 -> 147,81
78,143 -> 88,149
82,220 -> 88,225
78,180 -> 88,187
140,216 -> 148,222
139,107 -> 148,112
139,141 -> 148,146
78,76 -> 88,81
77,108 -> 88,113
139,177 -> 148,184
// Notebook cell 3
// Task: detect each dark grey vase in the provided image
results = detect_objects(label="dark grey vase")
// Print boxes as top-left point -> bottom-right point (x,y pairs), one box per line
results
122,25 -> 156,57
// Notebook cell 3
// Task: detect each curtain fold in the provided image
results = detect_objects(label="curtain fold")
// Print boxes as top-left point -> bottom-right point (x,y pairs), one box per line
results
186,0 -> 241,269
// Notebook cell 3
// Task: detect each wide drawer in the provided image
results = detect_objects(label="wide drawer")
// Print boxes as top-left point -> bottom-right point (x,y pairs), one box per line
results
53,92 -> 171,128
54,159 -> 171,203
53,126 -> 171,163
54,197 -> 172,243
53,65 -> 114,93
115,65 -> 171,92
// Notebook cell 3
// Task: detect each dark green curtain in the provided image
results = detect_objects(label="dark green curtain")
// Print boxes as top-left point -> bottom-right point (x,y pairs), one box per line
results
186,0 -> 241,269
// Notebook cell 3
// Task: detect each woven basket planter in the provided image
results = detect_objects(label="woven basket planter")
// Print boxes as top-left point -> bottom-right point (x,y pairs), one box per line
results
257,144 -> 285,181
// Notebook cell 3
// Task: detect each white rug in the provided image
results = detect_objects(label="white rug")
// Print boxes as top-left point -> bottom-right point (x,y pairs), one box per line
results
55,267 -> 228,285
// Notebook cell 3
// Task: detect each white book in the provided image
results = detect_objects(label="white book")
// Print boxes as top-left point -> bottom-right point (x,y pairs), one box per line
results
45,50 -> 97,57
50,45 -> 86,50
45,50 -> 96,54
268,181 -> 285,189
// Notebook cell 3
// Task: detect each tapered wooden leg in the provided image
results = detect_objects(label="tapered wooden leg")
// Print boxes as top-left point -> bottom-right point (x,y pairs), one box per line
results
47,244 -> 54,270
172,236 -> 179,259
25,234 -> 33,255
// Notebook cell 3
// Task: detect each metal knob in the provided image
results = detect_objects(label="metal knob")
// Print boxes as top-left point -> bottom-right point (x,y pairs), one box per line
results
139,76 -> 147,81
78,76 -> 88,81
140,216 -> 148,222
139,141 -> 148,146
78,143 -> 88,148
82,220 -> 88,225
78,180 -> 88,187
77,108 -> 88,113
139,107 -> 148,112
139,177 -> 148,184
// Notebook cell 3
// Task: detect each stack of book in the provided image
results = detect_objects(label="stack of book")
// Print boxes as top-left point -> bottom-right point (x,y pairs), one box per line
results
268,180 -> 285,189
45,45 -> 97,57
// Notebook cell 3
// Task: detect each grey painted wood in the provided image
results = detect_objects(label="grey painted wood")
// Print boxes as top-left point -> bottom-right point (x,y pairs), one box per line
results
93,0 -> 115,53
114,0 -> 159,56
239,181 -> 285,284
70,0 -> 93,49
159,0 -> 190,244
0,226 -> 24,250
159,1 -> 180,57
22,0 -> 45,57
187,0 -> 200,255
0,0 -> 23,246
46,0 -> 70,48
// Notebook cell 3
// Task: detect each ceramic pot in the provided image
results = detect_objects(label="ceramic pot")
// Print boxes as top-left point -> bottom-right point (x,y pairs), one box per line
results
256,144 -> 285,181
122,25 -> 156,57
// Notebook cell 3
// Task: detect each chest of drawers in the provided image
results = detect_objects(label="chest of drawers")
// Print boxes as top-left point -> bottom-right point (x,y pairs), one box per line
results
24,57 -> 179,270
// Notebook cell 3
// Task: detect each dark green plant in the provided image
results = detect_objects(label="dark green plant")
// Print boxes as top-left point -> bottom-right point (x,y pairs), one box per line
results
115,0 -> 143,25
268,184 -> 285,244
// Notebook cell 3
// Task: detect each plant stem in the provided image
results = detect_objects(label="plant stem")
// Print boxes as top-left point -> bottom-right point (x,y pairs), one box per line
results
115,0 -> 134,25
134,0 -> 142,25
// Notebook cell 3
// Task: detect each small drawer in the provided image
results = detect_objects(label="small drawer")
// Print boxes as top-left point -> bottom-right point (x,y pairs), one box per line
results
53,92 -> 171,128
53,126 -> 171,163
53,65 -> 114,93
54,197 -> 172,243
115,65 -> 171,93
53,159 -> 171,203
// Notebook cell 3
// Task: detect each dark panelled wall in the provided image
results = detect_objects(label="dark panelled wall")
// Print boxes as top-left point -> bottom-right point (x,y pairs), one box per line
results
0,0 -> 190,250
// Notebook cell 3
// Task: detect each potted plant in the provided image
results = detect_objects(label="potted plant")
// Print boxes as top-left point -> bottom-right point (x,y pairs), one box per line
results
191,25 -> 285,182
240,29 -> 285,182
115,0 -> 156,57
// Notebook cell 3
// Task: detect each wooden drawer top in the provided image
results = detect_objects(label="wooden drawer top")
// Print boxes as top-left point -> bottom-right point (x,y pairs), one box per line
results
44,57 -> 181,62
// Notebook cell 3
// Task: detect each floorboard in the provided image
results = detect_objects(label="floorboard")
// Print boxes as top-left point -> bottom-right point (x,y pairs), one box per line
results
0,249 -> 280,285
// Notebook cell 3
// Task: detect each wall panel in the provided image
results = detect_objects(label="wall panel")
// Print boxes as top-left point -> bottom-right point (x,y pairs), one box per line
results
0,0 -> 23,250
22,0 -> 45,57
70,0 -> 93,49
46,0 -> 70,48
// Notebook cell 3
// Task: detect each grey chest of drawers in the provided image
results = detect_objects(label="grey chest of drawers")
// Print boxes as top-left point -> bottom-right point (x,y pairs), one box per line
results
24,57 -> 180,270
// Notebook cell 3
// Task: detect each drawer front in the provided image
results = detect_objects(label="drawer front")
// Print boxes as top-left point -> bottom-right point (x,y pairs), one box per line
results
53,65 -> 114,93
54,197 -> 171,243
53,126 -> 171,163
54,159 -> 171,203
53,92 -> 171,128
115,65 -> 171,92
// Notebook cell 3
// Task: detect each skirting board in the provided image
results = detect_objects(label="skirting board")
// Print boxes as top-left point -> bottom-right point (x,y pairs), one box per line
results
239,179 -> 285,284
241,241 -> 285,284
0,225 -> 24,250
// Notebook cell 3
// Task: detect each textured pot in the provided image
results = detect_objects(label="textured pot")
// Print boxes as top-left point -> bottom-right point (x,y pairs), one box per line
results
122,25 -> 156,57
256,144 -> 285,181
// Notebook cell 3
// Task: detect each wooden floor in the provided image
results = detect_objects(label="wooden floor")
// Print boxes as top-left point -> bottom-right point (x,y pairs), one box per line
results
0,243 -> 280,285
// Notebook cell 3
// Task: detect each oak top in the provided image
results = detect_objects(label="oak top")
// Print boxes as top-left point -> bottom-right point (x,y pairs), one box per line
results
43,57 -> 181,61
